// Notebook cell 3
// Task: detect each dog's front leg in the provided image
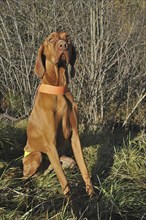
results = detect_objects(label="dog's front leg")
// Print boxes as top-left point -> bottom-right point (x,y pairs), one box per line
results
46,144 -> 70,196
69,109 -> 94,197
45,111 -> 70,196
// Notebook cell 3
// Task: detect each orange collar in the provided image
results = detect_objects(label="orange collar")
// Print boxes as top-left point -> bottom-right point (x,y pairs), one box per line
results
38,84 -> 68,95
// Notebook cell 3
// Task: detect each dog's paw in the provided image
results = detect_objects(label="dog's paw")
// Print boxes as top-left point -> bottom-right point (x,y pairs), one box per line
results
86,184 -> 95,198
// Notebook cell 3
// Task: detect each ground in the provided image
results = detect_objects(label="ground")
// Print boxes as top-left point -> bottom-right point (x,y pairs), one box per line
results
0,119 -> 145,220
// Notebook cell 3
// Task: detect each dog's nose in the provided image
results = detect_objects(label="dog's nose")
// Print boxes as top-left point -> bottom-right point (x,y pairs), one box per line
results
58,40 -> 68,50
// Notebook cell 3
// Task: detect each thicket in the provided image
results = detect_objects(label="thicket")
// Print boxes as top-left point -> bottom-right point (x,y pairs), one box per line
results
0,0 -> 145,127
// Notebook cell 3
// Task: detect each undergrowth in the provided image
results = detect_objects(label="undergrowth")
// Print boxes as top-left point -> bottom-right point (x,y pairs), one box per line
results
0,119 -> 145,220
98,135 -> 146,220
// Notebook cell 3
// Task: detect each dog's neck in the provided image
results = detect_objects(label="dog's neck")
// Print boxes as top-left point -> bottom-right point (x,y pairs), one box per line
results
42,61 -> 68,86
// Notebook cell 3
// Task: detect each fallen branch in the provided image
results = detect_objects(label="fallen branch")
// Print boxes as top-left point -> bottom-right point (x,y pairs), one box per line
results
0,113 -> 27,122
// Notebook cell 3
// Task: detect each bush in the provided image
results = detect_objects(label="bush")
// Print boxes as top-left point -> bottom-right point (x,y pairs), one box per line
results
0,0 -> 145,126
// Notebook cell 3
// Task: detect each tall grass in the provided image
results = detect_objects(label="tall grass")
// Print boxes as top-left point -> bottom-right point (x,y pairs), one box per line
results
0,120 -> 145,219
98,136 -> 146,220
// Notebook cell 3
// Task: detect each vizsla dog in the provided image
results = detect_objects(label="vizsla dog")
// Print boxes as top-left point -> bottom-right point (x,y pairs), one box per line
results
23,32 -> 94,197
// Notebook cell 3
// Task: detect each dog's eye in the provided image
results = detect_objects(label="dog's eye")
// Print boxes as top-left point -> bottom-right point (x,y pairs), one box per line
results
48,37 -> 54,43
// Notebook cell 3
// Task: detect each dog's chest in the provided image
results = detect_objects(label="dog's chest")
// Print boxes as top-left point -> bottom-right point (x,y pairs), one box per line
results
55,95 -> 68,115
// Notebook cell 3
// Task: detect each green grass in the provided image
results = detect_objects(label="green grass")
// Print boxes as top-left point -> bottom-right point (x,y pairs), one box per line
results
0,119 -> 145,219
98,136 -> 146,220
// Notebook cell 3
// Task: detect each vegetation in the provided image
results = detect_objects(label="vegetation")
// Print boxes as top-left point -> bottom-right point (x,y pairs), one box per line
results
0,0 -> 145,125
0,120 -> 145,219
0,0 -> 146,219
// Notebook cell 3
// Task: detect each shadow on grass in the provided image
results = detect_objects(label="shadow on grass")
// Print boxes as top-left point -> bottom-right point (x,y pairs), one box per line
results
80,121 -> 141,181
0,120 -> 26,162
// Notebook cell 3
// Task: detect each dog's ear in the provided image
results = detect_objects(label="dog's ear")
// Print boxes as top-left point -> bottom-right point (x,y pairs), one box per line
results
34,44 -> 46,78
69,45 -> 76,78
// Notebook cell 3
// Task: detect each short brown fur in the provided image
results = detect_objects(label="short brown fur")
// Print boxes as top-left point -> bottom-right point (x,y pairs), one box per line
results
23,32 -> 94,196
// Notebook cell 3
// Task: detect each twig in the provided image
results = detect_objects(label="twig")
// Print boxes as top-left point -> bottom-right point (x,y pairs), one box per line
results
123,93 -> 146,126
0,113 -> 27,122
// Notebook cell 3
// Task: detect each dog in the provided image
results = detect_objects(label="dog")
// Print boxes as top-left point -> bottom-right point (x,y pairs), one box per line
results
23,32 -> 94,197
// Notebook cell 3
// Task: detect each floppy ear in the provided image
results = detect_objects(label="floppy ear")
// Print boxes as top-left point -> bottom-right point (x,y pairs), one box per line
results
69,45 -> 76,78
34,44 -> 46,78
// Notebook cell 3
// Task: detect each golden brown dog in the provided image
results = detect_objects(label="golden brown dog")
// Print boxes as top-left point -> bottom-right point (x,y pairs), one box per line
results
23,32 -> 94,196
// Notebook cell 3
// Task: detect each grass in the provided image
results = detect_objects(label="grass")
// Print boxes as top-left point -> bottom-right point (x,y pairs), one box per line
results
98,136 -> 146,220
0,119 -> 145,220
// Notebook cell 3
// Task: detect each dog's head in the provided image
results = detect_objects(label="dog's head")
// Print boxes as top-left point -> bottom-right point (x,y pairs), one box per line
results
34,32 -> 76,78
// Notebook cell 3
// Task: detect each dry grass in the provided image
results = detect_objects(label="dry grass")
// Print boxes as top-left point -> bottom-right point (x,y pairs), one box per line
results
0,119 -> 145,220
